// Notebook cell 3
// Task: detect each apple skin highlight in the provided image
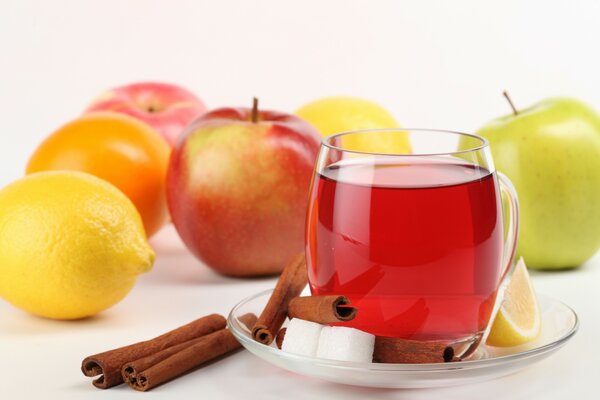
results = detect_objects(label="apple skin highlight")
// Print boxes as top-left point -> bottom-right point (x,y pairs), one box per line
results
166,104 -> 321,277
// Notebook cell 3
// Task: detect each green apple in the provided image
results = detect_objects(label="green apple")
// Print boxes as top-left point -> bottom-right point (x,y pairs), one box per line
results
473,97 -> 600,269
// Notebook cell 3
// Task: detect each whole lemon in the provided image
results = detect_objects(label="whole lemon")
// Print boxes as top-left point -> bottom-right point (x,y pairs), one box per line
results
0,171 -> 155,320
296,96 -> 411,153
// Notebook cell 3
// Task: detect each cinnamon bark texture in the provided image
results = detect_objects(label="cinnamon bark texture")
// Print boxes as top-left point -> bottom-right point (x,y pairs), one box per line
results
81,314 -> 226,389
373,337 -> 458,363
252,253 -> 308,345
275,328 -> 287,350
121,338 -> 201,383
125,313 -> 257,392
288,295 -> 357,324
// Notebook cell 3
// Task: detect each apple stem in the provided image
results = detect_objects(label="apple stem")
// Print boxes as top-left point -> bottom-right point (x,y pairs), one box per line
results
251,97 -> 259,123
502,91 -> 518,116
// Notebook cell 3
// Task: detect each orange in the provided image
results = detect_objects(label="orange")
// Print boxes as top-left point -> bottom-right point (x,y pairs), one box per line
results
26,111 -> 170,237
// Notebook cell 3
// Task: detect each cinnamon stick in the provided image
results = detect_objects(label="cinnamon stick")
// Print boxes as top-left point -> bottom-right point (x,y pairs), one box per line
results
126,313 -> 257,392
288,295 -> 357,324
275,328 -> 287,350
121,338 -> 202,384
373,336 -> 458,363
252,253 -> 308,345
81,314 -> 226,389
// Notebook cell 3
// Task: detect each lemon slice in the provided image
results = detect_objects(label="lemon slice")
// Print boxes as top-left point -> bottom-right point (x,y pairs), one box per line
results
486,257 -> 541,347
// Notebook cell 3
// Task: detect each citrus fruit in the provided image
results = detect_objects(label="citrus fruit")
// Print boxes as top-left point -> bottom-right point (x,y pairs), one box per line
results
26,111 -> 170,237
486,257 -> 541,347
0,171 -> 155,320
295,96 -> 411,153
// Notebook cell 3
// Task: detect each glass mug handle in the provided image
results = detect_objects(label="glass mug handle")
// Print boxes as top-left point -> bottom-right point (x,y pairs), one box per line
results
497,172 -> 520,285
478,172 -> 520,348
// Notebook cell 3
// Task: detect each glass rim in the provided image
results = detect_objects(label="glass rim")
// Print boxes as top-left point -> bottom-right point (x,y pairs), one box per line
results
322,128 -> 489,157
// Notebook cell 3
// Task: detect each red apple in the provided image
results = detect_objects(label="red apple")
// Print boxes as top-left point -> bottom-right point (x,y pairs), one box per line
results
167,99 -> 321,276
85,82 -> 206,146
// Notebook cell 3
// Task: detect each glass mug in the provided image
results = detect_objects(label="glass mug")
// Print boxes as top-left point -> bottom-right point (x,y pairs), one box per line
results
305,129 -> 519,358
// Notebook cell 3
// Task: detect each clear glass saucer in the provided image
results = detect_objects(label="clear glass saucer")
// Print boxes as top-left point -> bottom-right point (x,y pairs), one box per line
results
227,289 -> 578,388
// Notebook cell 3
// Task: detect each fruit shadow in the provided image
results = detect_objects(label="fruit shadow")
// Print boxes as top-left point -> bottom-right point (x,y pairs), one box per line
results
140,250 -> 279,287
0,306 -> 112,336
145,225 -> 232,286
147,224 -> 279,286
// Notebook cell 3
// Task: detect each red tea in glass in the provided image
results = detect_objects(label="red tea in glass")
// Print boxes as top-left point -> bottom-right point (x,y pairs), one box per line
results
306,129 -> 519,353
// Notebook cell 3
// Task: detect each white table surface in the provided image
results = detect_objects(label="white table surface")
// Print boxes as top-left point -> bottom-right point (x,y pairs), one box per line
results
0,225 -> 597,399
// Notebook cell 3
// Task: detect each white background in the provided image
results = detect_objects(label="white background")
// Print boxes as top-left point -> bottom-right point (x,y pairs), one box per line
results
1,0 -> 599,398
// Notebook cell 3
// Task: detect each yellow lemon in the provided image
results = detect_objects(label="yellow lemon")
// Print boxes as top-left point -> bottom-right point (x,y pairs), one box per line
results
0,171 -> 155,320
295,96 -> 411,153
487,257 -> 541,347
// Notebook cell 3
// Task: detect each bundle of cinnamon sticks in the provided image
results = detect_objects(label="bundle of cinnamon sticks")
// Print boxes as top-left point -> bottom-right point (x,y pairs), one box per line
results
81,313 -> 256,391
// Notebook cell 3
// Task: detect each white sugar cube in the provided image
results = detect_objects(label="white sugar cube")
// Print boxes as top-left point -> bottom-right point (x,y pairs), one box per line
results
316,326 -> 375,363
281,318 -> 323,357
